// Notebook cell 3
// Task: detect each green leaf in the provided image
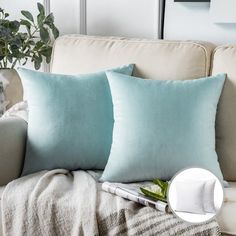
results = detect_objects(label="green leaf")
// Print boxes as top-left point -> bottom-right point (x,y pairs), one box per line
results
22,57 -> 28,66
46,56 -> 51,64
21,10 -> 34,22
140,179 -> 169,203
9,20 -> 20,32
153,179 -> 168,197
39,46 -> 52,64
35,41 -> 44,50
20,19 -> 31,35
7,55 -> 13,63
26,26 -> 31,35
20,19 -> 31,27
33,57 -> 41,70
153,179 -> 166,189
28,40 -> 35,46
52,26 -> 59,39
39,27 -> 50,43
38,54 -> 43,63
37,13 -> 45,28
24,49 -> 30,57
37,3 -> 45,16
140,186 -> 167,203
44,13 -> 54,25
40,46 -> 52,57
18,32 -> 28,41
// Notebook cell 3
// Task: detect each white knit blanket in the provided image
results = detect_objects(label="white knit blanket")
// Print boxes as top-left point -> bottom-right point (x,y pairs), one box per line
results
1,169 -> 220,236
2,101 -> 28,121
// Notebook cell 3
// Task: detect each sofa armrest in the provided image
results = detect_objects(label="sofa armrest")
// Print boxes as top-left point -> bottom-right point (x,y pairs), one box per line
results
0,117 -> 27,186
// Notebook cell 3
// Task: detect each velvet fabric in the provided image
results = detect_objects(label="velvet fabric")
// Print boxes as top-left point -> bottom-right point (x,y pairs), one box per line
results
18,65 -> 134,175
101,72 -> 225,182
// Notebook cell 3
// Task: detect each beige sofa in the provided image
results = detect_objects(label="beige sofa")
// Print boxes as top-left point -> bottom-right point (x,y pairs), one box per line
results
0,35 -> 236,235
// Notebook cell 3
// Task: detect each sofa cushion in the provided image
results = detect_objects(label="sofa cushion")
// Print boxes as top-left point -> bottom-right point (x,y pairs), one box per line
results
211,46 -> 236,181
0,186 -> 5,236
101,72 -> 225,182
51,35 -> 214,81
217,182 -> 236,236
18,65 -> 133,175
0,117 -> 27,186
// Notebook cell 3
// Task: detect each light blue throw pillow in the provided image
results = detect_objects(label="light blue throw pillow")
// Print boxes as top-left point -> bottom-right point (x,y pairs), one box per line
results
101,72 -> 226,182
18,65 -> 134,175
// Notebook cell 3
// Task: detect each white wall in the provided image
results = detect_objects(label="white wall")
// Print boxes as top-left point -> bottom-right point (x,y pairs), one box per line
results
86,0 -> 159,39
164,0 -> 236,45
0,0 -> 42,20
50,0 -> 81,35
51,0 -> 160,39
2,0 -> 236,47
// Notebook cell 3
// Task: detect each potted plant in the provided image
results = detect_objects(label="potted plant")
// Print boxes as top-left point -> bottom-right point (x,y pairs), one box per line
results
0,3 -> 59,110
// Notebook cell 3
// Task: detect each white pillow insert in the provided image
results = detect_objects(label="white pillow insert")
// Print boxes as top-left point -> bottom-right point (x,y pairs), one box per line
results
174,181 -> 205,214
203,180 -> 216,213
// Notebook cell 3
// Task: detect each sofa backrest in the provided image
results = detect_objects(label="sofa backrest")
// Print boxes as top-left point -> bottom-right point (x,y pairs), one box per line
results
211,46 -> 236,181
11,34 -> 234,182
51,35 -> 214,80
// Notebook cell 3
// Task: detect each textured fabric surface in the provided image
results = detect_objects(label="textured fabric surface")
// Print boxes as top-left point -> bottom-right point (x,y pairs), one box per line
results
1,175 -> 235,235
0,186 -> 5,198
0,117 -> 27,186
2,101 -> 28,122
203,180 -> 216,213
18,65 -> 133,175
211,46 -> 236,181
1,169 -> 220,236
51,35 -> 214,80
217,182 -> 236,236
0,204 -> 1,236
102,72 -> 225,182
0,186 -> 5,236
174,181 -> 205,214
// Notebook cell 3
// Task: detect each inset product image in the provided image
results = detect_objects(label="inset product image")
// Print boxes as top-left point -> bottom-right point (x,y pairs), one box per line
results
168,168 -> 224,224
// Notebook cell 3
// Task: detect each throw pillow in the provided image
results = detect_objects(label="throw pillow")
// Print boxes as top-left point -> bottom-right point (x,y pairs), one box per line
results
203,180 -> 216,213
174,181 -> 205,214
101,72 -> 225,182
18,64 -> 134,175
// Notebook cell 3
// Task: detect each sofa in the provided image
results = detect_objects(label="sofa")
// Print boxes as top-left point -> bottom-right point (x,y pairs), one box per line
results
0,35 -> 236,235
